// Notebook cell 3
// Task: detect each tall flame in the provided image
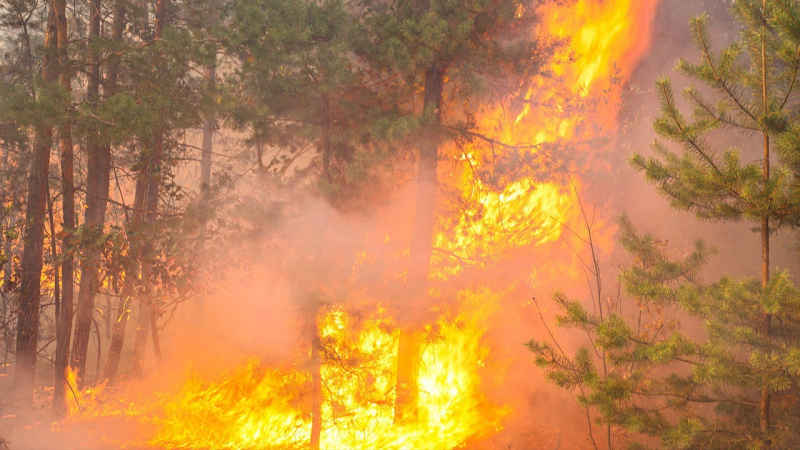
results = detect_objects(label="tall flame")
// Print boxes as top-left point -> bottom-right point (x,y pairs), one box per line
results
436,0 -> 659,268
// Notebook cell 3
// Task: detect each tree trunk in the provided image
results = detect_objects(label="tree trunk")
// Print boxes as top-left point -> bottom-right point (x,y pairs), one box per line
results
130,133 -> 162,375
104,169 -> 144,384
52,0 -> 75,414
1,214 -> 14,375
310,315 -> 322,450
13,4 -> 58,402
129,294 -> 151,377
130,0 -> 169,377
2,151 -> 18,374
759,0 -> 772,440
394,64 -> 444,423
192,60 -> 215,326
69,0 -> 105,389
90,0 -> 126,385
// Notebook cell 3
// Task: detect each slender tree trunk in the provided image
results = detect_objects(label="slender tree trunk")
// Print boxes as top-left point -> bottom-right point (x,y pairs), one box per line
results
130,293 -> 151,377
759,0 -> 772,440
92,0 -> 126,385
192,60 -> 215,326
104,172 -> 144,384
47,187 -> 60,351
2,212 -> 12,291
130,0 -> 168,377
104,293 -> 132,383
310,314 -> 322,450
53,0 -> 75,414
13,5 -> 58,402
130,135 -> 162,376
308,214 -> 330,449
2,152 -> 17,374
395,64 -> 444,423
47,183 -> 63,403
69,0 -> 105,389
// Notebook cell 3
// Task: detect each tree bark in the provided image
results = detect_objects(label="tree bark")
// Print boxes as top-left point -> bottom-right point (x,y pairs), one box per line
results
69,0 -> 105,389
86,0 -> 126,386
130,0 -> 169,377
394,64 -> 444,423
13,4 -> 58,402
52,0 -> 75,414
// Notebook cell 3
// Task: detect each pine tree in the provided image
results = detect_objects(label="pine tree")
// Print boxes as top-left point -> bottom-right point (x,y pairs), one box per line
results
52,0 -> 74,415
12,1 -> 62,403
357,0 -> 555,422
529,1 -> 800,448
224,2 -> 396,446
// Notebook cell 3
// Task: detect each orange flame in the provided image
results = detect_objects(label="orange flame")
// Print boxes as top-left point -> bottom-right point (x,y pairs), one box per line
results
435,0 -> 659,272
58,290 -> 507,449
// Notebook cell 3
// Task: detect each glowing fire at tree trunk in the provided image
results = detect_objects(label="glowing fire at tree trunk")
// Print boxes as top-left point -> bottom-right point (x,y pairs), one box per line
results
68,0 -> 105,391
396,64 -> 444,423
53,0 -> 75,413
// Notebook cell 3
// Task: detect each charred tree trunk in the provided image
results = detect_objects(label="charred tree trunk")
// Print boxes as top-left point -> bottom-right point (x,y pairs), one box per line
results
395,65 -> 444,423
53,0 -> 75,414
94,0 -> 126,385
13,5 -> 58,402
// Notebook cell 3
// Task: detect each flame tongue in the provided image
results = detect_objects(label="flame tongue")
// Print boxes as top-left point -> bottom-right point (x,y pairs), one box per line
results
436,0 -> 660,269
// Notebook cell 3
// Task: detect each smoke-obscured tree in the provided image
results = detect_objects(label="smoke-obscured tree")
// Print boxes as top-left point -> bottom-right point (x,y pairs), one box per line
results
8,0 -> 62,403
0,0 -> 240,403
100,0 -> 220,384
223,0 -> 407,446
50,0 -> 77,415
529,1 -> 800,448
356,0 -> 558,421
0,0 -> 44,376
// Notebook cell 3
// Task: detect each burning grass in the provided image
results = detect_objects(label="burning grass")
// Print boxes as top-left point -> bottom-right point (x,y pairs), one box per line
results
50,289 -> 507,449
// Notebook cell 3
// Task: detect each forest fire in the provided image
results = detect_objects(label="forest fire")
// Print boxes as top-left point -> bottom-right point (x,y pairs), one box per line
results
37,0 -> 660,448
0,0 -> 664,448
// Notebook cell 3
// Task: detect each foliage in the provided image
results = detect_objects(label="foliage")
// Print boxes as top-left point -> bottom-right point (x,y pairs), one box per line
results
530,1 -> 800,448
